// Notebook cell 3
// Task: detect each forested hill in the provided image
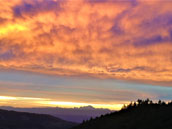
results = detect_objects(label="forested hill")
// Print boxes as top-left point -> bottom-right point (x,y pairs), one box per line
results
72,99 -> 172,129
0,109 -> 77,129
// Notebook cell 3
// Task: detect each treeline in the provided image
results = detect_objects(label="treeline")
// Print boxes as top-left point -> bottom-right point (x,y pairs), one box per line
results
72,99 -> 172,129
82,99 -> 172,123
122,99 -> 172,110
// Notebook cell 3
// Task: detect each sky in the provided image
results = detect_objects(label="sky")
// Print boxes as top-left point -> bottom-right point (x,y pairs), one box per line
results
0,0 -> 172,110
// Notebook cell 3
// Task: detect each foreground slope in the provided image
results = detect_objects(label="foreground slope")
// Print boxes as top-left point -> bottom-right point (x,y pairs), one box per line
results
0,109 -> 77,129
72,100 -> 172,129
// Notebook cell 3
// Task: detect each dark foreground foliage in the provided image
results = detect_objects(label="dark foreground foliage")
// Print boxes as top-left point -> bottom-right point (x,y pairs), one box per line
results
0,109 -> 77,129
72,99 -> 172,129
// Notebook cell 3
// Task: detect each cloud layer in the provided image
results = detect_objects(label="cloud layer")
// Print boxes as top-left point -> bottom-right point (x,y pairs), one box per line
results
0,0 -> 172,85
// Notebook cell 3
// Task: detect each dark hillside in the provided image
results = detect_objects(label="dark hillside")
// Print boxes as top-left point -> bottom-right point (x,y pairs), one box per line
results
0,109 -> 77,129
72,99 -> 172,129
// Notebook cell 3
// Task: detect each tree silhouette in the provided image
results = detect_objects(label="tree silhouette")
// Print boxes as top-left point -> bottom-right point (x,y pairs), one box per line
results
74,99 -> 172,129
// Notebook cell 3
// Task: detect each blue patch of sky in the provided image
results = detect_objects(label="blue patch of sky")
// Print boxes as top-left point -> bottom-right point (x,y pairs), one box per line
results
0,71 -> 172,101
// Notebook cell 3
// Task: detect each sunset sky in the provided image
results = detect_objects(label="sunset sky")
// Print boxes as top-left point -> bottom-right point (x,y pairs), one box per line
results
0,0 -> 172,110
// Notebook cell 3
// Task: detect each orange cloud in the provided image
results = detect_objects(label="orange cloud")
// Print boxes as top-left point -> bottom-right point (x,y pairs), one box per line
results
0,0 -> 172,85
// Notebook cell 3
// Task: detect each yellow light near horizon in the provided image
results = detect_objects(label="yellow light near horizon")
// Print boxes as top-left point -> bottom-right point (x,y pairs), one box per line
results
0,96 -> 125,110
49,101 -> 89,107
0,96 -> 48,101
93,104 -> 124,110
0,96 -> 17,100
39,101 -> 124,110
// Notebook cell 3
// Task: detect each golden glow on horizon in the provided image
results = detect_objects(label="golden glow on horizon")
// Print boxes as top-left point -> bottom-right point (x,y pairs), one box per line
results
0,96 -> 124,110
39,101 -> 124,110
0,96 -> 17,100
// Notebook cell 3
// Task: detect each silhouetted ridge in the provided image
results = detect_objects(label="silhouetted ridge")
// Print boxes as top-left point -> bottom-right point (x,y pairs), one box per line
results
0,109 -> 77,129
72,99 -> 172,129
0,106 -> 111,123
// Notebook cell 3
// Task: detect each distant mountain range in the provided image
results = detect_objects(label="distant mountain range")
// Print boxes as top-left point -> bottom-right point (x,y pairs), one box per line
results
72,99 -> 172,129
0,105 -> 112,123
0,109 -> 77,129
